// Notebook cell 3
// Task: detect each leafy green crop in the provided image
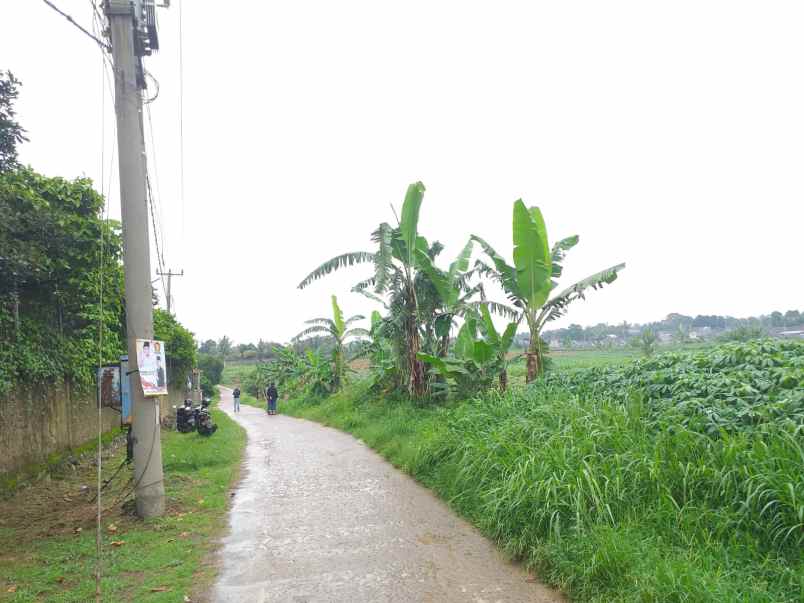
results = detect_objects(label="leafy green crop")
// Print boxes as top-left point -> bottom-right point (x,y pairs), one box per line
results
541,339 -> 804,435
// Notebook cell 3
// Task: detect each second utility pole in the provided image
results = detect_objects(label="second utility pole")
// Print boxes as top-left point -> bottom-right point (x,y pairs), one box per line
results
157,268 -> 184,315
106,0 -> 165,518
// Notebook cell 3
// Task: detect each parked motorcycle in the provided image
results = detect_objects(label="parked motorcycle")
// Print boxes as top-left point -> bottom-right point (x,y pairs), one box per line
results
175,399 -> 197,433
196,397 -> 217,436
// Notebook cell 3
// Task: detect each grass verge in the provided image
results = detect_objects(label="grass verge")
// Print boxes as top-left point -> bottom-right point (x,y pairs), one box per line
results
0,394 -> 246,602
276,380 -> 803,603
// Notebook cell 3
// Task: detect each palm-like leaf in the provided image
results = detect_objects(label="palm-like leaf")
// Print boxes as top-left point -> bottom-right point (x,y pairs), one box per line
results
352,287 -> 388,309
304,317 -> 335,327
470,236 -> 519,299
344,314 -> 366,327
298,251 -> 374,290
371,223 -> 395,293
344,327 -> 370,339
551,235 -> 579,278
292,324 -> 333,342
465,300 -> 520,320
537,262 -> 626,326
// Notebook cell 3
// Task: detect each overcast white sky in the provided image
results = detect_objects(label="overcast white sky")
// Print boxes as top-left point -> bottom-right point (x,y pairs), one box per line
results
3,1 -> 803,345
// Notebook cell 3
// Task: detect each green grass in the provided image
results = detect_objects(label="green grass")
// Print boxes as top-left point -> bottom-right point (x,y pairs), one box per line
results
221,362 -> 258,386
0,393 -> 246,602
277,346 -> 803,602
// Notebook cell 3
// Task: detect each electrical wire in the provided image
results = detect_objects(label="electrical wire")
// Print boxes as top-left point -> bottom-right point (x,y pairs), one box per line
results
178,0 -> 186,265
41,0 -> 111,51
95,49 -> 110,603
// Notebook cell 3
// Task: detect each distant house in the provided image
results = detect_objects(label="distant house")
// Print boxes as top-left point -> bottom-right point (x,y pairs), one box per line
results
690,326 -> 712,339
778,327 -> 804,339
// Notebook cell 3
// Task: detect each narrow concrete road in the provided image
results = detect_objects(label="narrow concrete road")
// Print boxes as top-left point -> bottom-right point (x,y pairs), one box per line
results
212,387 -> 564,603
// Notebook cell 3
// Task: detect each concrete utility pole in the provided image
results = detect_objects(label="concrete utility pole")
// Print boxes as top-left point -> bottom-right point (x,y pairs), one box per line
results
106,0 -> 165,518
157,268 -> 184,315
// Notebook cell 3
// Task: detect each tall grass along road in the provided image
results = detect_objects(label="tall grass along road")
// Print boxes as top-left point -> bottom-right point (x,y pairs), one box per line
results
213,387 -> 563,602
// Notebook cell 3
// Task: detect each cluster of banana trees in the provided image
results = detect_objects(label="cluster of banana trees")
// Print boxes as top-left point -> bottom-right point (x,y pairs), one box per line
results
247,344 -> 339,398
298,182 -> 625,400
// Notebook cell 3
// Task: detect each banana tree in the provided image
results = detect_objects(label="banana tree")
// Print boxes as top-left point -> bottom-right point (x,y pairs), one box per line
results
413,239 -> 487,357
298,182 -> 431,398
473,200 -> 625,382
417,305 -> 518,397
476,303 -> 519,391
292,295 -> 368,390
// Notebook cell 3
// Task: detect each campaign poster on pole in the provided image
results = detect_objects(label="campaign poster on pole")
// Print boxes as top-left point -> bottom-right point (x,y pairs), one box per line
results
136,339 -> 168,396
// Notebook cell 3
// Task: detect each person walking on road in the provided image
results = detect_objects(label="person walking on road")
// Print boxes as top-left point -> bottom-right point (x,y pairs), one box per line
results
265,382 -> 278,415
232,387 -> 241,413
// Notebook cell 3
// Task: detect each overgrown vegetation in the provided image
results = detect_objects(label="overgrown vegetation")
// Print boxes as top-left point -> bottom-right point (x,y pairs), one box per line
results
0,397 -> 247,602
279,340 -> 804,602
291,182 -> 624,401
0,73 -> 196,397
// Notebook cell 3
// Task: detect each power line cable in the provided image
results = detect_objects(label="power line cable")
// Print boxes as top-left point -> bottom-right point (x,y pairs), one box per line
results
178,0 -> 186,265
41,0 -> 111,51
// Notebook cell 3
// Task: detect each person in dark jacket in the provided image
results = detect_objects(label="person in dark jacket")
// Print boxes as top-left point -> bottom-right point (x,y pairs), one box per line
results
232,387 -> 241,412
266,383 -> 278,415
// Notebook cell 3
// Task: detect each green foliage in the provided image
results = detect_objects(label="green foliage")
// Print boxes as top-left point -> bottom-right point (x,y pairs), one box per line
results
198,353 -> 224,396
292,295 -> 367,391
542,339 -> 804,436
717,324 -> 767,343
282,344 -> 804,602
473,200 -> 625,380
0,70 -> 27,173
153,309 -> 196,386
631,328 -> 658,356
0,167 -> 125,395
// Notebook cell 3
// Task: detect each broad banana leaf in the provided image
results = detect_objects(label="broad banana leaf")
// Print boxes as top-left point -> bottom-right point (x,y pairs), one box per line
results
500,322 -> 518,356
472,340 -> 495,364
454,318 -> 478,360
512,200 -> 552,309
415,249 -> 454,306
478,303 -> 500,346
331,295 -> 345,337
298,251 -> 374,289
538,262 -> 626,326
399,182 -> 425,267
448,239 -> 474,282
417,352 -> 470,378
434,313 -> 453,339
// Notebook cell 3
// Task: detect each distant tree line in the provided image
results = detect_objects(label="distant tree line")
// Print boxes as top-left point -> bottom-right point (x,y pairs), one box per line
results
542,309 -> 802,348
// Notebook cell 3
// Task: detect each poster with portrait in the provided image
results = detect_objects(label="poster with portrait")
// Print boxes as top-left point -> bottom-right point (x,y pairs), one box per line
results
136,339 -> 168,396
97,364 -> 121,409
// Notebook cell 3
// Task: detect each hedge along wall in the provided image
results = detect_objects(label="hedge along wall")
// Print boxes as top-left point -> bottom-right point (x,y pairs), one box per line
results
0,379 -> 184,478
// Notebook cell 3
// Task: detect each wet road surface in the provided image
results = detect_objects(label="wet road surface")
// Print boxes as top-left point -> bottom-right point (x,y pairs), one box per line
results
211,387 -> 564,603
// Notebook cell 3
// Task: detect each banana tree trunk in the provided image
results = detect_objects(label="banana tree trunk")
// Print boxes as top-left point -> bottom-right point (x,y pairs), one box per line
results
408,322 -> 426,398
499,369 -> 508,392
526,335 -> 543,383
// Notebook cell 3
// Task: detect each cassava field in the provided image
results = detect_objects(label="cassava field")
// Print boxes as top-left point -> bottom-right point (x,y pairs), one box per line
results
228,341 -> 804,602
